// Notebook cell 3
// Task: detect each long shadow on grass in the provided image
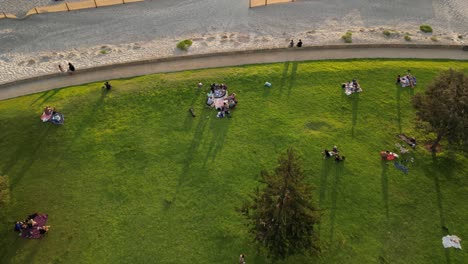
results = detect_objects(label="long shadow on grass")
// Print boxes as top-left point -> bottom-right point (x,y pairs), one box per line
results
68,90 -> 108,146
330,161 -> 344,242
30,89 -> 61,106
431,152 -> 451,264
167,114 -> 210,207
287,62 -> 298,97
319,158 -> 333,209
396,86 -> 402,134
278,61 -> 290,95
381,161 -> 389,219
351,93 -> 360,138
183,87 -> 205,130
3,125 -> 51,189
203,117 -> 231,166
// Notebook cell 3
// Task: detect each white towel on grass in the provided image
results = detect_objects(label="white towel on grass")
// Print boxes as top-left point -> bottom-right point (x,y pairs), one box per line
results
442,235 -> 462,249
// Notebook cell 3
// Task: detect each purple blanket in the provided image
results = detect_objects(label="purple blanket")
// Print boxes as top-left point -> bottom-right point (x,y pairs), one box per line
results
21,214 -> 48,239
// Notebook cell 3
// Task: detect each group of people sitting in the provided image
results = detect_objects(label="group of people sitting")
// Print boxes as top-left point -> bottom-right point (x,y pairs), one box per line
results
341,79 -> 362,95
41,106 -> 64,124
14,213 -> 50,239
322,145 -> 345,162
396,72 -> 417,88
206,83 -> 238,118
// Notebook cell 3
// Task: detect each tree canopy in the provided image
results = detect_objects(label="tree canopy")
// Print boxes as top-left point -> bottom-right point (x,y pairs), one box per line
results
240,148 -> 320,260
412,69 -> 468,152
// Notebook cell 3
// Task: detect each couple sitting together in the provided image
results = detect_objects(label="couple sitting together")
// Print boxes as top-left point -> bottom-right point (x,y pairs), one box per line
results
322,146 -> 345,162
341,79 -> 362,95
396,73 -> 416,88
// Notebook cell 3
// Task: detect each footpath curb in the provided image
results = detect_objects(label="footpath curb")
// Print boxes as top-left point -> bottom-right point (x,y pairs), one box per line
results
0,44 -> 467,100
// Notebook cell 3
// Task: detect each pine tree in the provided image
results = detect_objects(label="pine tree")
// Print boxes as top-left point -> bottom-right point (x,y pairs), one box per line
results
241,148 -> 320,260
412,69 -> 468,152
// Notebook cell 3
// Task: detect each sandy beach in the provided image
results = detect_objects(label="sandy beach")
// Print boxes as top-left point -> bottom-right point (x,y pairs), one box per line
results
0,0 -> 466,85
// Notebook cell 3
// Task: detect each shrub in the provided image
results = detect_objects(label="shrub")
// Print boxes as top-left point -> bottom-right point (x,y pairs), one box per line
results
176,39 -> 193,51
404,35 -> 412,42
342,31 -> 353,43
430,36 -> 438,42
383,30 -> 391,37
100,50 -> 108,55
420,24 -> 433,33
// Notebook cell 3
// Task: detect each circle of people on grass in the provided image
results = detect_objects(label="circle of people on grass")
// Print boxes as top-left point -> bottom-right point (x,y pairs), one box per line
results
14,213 -> 50,239
205,83 -> 238,118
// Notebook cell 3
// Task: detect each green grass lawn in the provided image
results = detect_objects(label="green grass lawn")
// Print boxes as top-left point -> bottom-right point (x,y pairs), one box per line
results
0,59 -> 467,264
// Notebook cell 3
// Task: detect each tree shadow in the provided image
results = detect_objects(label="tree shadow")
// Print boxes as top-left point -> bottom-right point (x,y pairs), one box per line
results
330,162 -> 344,242
279,61 -> 290,95
396,86 -> 402,134
287,62 -> 298,97
351,93 -> 360,138
381,161 -> 389,219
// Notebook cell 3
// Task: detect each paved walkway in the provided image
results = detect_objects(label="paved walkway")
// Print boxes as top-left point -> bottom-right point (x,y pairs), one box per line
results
1,46 -> 467,100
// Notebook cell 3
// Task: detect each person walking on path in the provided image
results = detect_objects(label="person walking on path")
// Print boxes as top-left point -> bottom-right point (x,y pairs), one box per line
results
68,62 -> 75,75
289,40 -> 294,48
296,39 -> 303,47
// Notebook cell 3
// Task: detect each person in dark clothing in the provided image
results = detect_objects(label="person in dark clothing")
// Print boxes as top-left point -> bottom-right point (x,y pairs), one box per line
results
396,75 -> 401,84
296,39 -> 303,47
38,226 -> 50,235
289,40 -> 294,48
68,62 -> 75,74
102,81 -> 112,91
14,222 -> 23,232
27,213 -> 38,220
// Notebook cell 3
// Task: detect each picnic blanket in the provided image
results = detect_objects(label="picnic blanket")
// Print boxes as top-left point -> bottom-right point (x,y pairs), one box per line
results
21,214 -> 48,239
442,235 -> 462,249
50,112 -> 64,125
213,98 -> 227,109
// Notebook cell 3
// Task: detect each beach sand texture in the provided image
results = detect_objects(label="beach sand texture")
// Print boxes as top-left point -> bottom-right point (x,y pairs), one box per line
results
0,0 -> 466,85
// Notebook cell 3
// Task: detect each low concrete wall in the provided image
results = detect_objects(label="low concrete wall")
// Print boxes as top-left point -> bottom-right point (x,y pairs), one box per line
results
0,0 -> 143,19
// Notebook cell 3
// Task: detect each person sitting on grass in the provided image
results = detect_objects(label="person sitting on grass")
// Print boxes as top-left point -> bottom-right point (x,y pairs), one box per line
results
38,226 -> 50,235
14,222 -> 23,232
44,106 -> 54,115
332,145 -> 339,153
102,81 -> 112,91
335,154 -> 345,162
27,218 -> 37,228
322,149 -> 333,159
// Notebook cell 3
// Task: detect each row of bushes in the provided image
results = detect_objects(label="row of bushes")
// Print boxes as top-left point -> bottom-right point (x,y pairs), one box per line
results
342,24 -> 436,43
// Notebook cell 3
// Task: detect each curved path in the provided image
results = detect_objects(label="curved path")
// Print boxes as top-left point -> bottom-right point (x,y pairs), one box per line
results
0,45 -> 467,100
